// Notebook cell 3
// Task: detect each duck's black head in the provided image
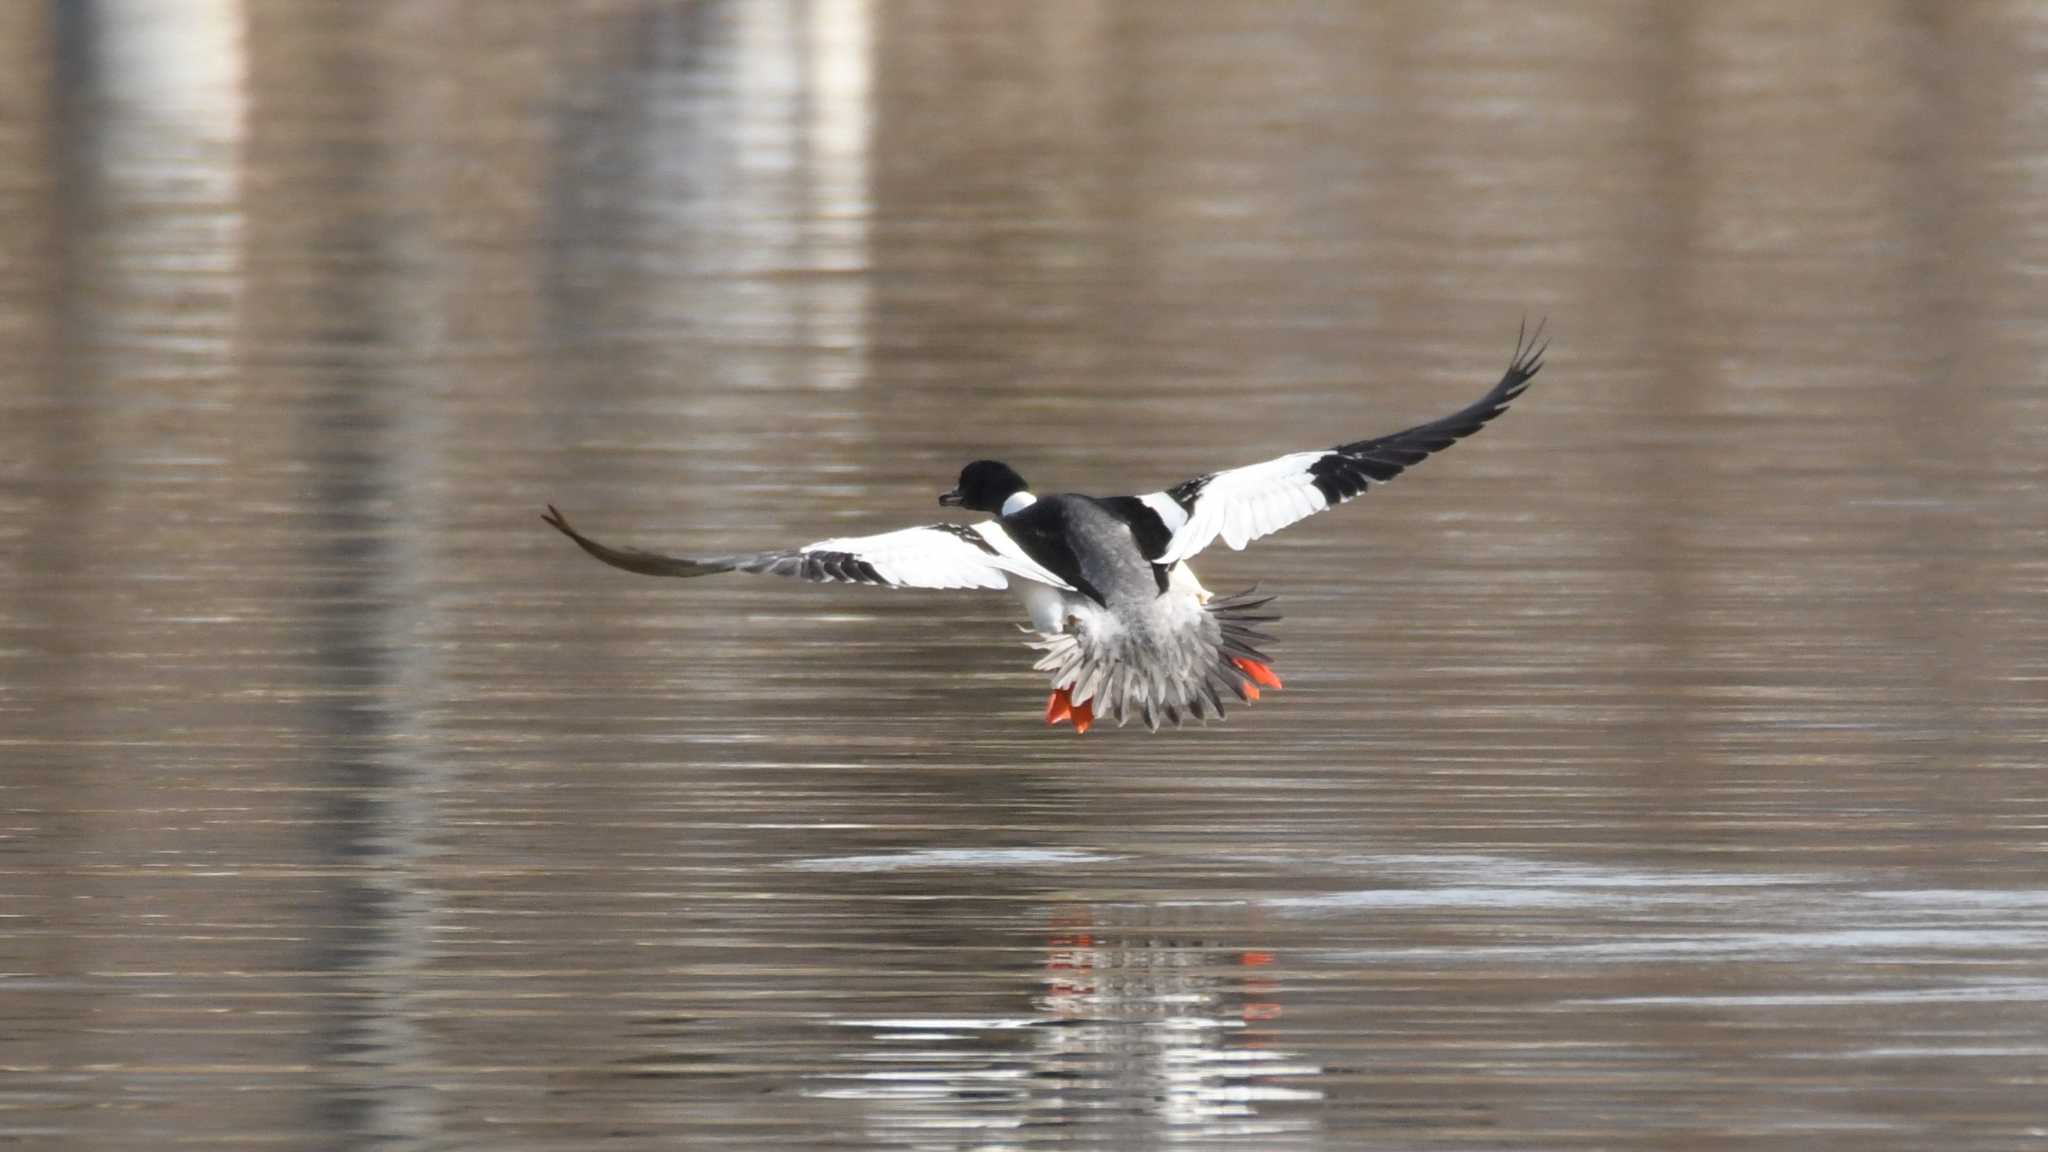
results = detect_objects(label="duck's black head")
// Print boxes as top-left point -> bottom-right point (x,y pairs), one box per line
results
940,460 -> 1028,513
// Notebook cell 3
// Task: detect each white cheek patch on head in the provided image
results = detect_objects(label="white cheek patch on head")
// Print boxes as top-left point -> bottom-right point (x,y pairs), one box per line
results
1000,491 -> 1038,516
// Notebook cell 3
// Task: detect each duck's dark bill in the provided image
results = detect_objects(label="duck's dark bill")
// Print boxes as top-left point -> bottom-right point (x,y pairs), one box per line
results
938,489 -> 965,506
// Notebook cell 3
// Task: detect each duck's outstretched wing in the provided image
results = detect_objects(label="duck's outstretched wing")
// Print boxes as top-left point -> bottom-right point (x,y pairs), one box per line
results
542,506 -> 1076,592
1139,322 -> 1547,565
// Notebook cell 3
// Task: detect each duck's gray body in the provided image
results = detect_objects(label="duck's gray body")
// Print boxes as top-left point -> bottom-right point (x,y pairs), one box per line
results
1002,494 -> 1277,730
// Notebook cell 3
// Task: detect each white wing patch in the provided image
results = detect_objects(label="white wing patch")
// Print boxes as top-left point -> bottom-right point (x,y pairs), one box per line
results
798,526 -> 1009,589
797,523 -> 1076,592
1155,452 -> 1331,564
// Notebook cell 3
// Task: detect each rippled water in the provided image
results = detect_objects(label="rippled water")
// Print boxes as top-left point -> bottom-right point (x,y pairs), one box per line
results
4,2 -> 2047,1148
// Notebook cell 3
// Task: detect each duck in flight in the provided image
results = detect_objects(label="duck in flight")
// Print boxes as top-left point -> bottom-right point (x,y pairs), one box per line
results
545,322 -> 1547,734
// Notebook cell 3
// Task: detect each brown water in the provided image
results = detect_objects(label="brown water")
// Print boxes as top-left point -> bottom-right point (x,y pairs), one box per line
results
4,2 -> 2047,1148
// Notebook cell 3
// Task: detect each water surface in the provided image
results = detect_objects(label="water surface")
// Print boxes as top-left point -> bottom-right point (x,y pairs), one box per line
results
3,2 -> 2046,1148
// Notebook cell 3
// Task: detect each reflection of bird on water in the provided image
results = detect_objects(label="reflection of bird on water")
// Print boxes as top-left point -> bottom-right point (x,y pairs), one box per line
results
805,909 -> 1324,1142
548,323 -> 1545,732
1036,911 -> 1320,1130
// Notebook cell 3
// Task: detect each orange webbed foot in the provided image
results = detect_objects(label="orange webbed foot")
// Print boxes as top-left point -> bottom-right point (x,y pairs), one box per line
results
1046,689 -> 1073,727
1071,700 -> 1093,735
1229,657 -> 1283,695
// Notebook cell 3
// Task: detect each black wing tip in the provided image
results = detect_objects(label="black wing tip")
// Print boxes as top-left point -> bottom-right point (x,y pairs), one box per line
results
1506,314 -> 1549,390
541,504 -> 736,578
542,504 -> 617,555
542,503 -> 579,539
1327,317 -> 1552,461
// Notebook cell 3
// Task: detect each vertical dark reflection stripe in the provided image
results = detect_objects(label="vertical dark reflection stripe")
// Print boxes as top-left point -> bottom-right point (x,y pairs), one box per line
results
2,0 -> 100,1100
537,2 -> 718,751
239,3 -> 400,1143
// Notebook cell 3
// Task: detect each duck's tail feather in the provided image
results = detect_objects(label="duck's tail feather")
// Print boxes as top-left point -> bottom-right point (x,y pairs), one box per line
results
1029,588 -> 1282,733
